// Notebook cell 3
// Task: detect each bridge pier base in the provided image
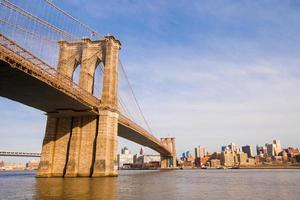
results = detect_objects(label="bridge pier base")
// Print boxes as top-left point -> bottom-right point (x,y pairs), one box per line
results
37,112 -> 118,178
160,138 -> 177,169
37,116 -> 72,177
65,116 -> 98,177
92,110 -> 118,177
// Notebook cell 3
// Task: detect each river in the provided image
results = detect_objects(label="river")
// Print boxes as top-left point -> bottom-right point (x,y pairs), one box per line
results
0,169 -> 299,200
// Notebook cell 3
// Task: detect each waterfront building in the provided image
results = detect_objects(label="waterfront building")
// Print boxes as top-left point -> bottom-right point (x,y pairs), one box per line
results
237,152 -> 248,165
254,155 -> 264,165
135,154 -> 161,168
210,159 -> 221,168
26,159 -> 39,170
247,158 -> 256,166
279,150 -> 288,162
285,147 -> 300,159
221,151 -> 235,167
118,147 -> 134,169
195,156 -> 210,167
210,152 -> 222,160
195,146 -> 206,158
0,162 -> 26,170
242,145 -> 254,157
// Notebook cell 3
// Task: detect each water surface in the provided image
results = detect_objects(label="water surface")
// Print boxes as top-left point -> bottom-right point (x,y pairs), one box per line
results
0,169 -> 299,200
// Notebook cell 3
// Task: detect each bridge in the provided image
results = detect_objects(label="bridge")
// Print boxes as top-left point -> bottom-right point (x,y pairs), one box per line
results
0,151 -> 41,157
0,0 -> 176,177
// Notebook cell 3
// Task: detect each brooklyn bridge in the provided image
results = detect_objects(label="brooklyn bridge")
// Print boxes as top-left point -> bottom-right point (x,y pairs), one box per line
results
0,0 -> 176,177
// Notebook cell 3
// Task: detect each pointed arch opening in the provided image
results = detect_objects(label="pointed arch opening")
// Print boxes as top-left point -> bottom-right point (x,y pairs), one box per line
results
72,63 -> 81,85
92,62 -> 104,98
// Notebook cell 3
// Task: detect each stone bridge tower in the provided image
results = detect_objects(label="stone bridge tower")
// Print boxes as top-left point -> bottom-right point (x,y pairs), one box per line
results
37,36 -> 121,177
160,138 -> 177,168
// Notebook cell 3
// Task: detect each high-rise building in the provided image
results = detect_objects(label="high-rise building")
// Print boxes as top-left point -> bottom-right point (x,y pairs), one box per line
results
265,139 -> 283,156
186,151 -> 190,158
221,146 -> 228,152
257,145 -> 267,156
273,139 -> 282,155
222,143 -> 239,153
195,146 -> 206,158
228,143 -> 239,153
181,152 -> 186,161
242,145 -> 254,157
266,143 -> 276,156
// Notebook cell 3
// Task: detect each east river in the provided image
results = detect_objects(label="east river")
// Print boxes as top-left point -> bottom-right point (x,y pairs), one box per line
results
0,169 -> 299,200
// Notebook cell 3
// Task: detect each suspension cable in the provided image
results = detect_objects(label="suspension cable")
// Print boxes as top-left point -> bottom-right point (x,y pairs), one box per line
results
1,0 -> 77,40
0,18 -> 56,44
119,60 -> 153,133
43,0 -> 101,37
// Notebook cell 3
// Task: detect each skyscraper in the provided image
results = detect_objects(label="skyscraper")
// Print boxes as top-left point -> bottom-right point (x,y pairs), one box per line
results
265,139 -> 282,156
242,145 -> 254,157
273,139 -> 282,155
195,146 -> 206,158
229,143 -> 239,153
266,143 -> 275,156
257,145 -> 267,156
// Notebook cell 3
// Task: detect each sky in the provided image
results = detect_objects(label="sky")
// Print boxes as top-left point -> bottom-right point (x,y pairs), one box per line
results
1,0 -> 300,162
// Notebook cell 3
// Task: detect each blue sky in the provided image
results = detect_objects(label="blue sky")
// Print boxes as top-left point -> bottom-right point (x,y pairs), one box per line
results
1,0 -> 300,161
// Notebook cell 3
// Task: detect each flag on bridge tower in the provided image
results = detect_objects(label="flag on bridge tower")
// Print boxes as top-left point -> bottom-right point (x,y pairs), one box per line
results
91,31 -> 96,37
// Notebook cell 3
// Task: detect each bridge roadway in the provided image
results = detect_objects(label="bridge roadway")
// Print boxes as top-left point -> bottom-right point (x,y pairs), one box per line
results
0,34 -> 171,156
0,151 -> 41,157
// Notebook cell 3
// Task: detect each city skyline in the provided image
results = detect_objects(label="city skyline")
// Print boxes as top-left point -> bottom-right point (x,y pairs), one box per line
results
1,0 -> 300,158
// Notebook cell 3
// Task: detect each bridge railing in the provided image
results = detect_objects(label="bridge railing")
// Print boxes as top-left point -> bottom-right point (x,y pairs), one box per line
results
0,33 -> 100,110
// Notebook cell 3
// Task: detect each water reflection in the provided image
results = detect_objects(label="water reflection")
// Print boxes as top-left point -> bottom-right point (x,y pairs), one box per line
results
35,177 -> 117,200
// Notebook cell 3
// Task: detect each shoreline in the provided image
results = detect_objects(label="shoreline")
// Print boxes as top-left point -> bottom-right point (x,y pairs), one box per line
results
119,166 -> 300,170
